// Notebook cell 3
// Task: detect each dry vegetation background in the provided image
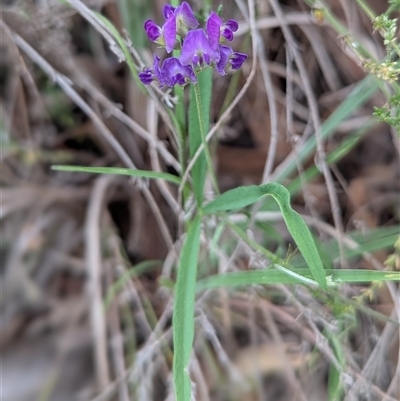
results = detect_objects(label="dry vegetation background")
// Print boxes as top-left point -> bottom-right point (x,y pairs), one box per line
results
1,0 -> 400,400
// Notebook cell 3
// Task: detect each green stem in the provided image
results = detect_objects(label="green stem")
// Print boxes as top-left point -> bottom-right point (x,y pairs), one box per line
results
193,82 -> 219,195
167,107 -> 186,173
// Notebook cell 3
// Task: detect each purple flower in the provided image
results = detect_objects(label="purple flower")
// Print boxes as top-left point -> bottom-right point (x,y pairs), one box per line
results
139,54 -> 162,86
175,2 -> 199,36
144,2 -> 199,53
222,19 -> 239,41
163,4 -> 175,20
206,11 -> 222,51
139,55 -> 196,88
138,68 -> 154,85
206,11 -> 239,50
230,52 -> 247,70
216,45 -> 247,75
216,45 -> 233,75
161,57 -> 197,87
144,18 -> 176,53
180,29 -> 220,67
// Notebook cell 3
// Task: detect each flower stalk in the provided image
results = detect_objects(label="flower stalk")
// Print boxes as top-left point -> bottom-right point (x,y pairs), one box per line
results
193,82 -> 219,195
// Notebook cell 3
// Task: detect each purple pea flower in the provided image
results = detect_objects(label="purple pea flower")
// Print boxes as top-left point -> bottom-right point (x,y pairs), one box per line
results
144,2 -> 198,53
230,52 -> 247,70
144,17 -> 177,53
139,54 -> 163,86
138,68 -> 153,85
206,11 -> 239,51
163,4 -> 175,20
139,54 -> 196,88
174,2 -> 199,37
180,29 -> 220,68
216,45 -> 247,75
161,57 -> 197,87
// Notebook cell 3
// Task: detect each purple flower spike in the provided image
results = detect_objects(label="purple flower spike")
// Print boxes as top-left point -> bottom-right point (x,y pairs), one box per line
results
161,57 -> 197,87
230,52 -> 247,70
175,2 -> 199,36
180,29 -> 220,68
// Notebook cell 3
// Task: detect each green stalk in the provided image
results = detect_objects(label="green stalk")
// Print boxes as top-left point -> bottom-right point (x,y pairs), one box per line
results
193,82 -> 219,195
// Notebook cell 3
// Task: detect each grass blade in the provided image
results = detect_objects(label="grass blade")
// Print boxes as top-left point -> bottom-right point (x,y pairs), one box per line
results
173,216 -> 202,401
52,165 -> 182,185
273,75 -> 379,184
196,269 -> 400,291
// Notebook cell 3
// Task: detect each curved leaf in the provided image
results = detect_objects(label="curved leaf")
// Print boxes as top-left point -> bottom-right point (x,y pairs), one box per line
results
203,183 -> 328,289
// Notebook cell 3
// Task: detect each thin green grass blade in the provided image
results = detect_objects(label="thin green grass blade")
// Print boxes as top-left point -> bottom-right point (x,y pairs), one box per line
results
189,69 -> 213,205
173,216 -> 202,401
327,225 -> 400,260
273,75 -> 379,184
117,0 -> 148,48
290,225 -> 399,269
196,269 -> 400,291
286,124 -> 372,196
327,330 -> 345,401
203,183 -> 328,288
52,165 -> 182,185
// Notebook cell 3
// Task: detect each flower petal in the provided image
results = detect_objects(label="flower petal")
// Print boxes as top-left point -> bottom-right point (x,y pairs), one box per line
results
163,16 -> 177,53
153,54 -> 162,82
144,20 -> 162,42
163,4 -> 175,20
221,28 -> 234,42
216,45 -> 232,75
206,11 -> 222,51
225,19 -> 239,32
161,57 -> 197,87
230,52 -> 247,70
180,29 -> 220,67
176,2 -> 199,30
139,68 -> 153,85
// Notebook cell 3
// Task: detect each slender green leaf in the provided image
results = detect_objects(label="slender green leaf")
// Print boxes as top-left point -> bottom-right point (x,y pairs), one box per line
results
196,269 -> 400,291
52,165 -> 182,185
203,183 -> 328,288
325,225 -> 400,260
286,125 -> 372,196
327,331 -> 345,401
189,69 -> 213,205
117,0 -> 148,48
273,75 -> 379,184
173,216 -> 202,401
